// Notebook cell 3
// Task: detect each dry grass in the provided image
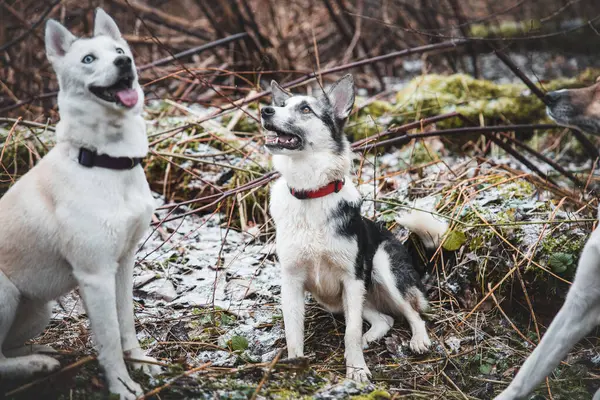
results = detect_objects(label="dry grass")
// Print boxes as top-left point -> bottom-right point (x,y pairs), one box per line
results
2,95 -> 600,398
2,1 -> 600,399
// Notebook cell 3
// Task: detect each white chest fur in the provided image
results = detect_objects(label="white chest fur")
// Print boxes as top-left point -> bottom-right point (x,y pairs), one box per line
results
270,177 -> 360,311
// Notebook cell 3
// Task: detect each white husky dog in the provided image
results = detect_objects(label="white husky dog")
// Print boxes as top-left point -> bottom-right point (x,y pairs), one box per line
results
495,80 -> 600,399
0,9 -> 159,399
263,74 -> 448,382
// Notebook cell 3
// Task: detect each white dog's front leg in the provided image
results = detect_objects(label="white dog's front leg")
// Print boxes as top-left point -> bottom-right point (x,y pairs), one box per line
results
495,236 -> 600,400
342,277 -> 370,383
281,266 -> 306,358
117,252 -> 161,376
75,267 -> 142,400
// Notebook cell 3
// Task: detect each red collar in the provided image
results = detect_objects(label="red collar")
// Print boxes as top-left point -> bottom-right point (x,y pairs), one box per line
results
289,179 -> 345,200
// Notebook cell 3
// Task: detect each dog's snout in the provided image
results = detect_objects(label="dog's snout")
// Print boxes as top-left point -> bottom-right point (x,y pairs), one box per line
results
545,91 -> 563,106
114,55 -> 132,70
261,106 -> 275,118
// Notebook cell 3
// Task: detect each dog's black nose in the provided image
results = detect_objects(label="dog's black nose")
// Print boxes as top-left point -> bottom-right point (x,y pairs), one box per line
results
114,56 -> 132,70
545,91 -> 563,106
261,106 -> 275,118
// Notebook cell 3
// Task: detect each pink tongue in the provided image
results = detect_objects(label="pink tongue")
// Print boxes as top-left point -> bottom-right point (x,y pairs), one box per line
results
116,89 -> 138,108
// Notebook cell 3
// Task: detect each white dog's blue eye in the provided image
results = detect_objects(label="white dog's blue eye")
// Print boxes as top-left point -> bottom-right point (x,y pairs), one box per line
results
81,54 -> 96,64
116,48 -> 125,54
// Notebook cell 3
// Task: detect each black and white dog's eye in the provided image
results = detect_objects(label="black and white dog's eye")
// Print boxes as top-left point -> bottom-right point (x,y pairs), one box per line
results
301,106 -> 311,114
116,48 -> 125,55
81,54 -> 96,64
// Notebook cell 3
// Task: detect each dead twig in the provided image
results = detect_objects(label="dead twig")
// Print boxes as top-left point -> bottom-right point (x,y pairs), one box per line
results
353,124 -> 559,152
138,32 -> 249,72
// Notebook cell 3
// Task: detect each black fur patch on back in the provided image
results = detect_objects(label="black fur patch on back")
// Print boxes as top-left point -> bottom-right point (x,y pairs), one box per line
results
331,200 -> 420,292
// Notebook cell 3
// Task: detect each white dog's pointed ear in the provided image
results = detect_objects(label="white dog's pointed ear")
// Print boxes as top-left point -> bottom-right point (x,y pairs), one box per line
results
94,8 -> 121,40
271,80 -> 291,106
327,74 -> 355,120
45,19 -> 76,60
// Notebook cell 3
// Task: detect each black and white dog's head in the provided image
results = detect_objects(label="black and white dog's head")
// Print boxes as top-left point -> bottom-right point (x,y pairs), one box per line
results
45,8 -> 142,111
261,74 -> 355,156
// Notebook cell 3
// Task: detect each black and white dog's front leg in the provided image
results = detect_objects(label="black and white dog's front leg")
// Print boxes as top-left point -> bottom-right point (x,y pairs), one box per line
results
342,276 -> 371,382
281,266 -> 306,358
495,230 -> 600,400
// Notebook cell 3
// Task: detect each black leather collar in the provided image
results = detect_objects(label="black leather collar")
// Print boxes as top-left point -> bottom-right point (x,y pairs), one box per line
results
77,148 -> 143,170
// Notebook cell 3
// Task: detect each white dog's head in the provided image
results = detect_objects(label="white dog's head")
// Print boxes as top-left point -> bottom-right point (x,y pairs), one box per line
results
45,8 -> 142,112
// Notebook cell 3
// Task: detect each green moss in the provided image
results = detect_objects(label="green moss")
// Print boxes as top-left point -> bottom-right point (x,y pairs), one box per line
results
393,74 -> 546,129
351,389 -> 392,400
469,20 -> 541,38
576,68 -> 600,84
501,180 -> 535,198
346,117 -> 381,142
541,233 -> 585,256
359,100 -> 394,118
345,99 -> 395,142
538,232 -> 586,277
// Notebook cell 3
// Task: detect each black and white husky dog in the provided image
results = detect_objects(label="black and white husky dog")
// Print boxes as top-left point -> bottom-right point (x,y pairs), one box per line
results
262,74 -> 448,382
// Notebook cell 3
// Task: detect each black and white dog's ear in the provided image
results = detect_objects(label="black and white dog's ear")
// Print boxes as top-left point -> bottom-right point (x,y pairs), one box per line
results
94,8 -> 122,40
327,74 -> 355,120
45,20 -> 77,61
270,80 -> 292,106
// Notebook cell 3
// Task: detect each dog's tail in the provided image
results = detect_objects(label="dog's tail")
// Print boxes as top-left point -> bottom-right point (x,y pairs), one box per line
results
395,209 -> 448,250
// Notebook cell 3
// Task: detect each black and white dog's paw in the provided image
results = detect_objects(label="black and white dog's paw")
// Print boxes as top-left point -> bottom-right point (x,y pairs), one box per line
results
409,333 -> 431,354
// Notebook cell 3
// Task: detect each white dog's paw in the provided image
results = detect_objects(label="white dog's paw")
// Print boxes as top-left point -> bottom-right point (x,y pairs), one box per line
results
31,355 -> 61,373
109,378 -> 143,400
19,354 -> 61,375
409,333 -> 431,354
346,364 -> 371,383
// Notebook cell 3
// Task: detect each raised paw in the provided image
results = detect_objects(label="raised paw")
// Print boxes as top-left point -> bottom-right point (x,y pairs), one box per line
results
346,364 -> 371,383
409,332 -> 431,354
